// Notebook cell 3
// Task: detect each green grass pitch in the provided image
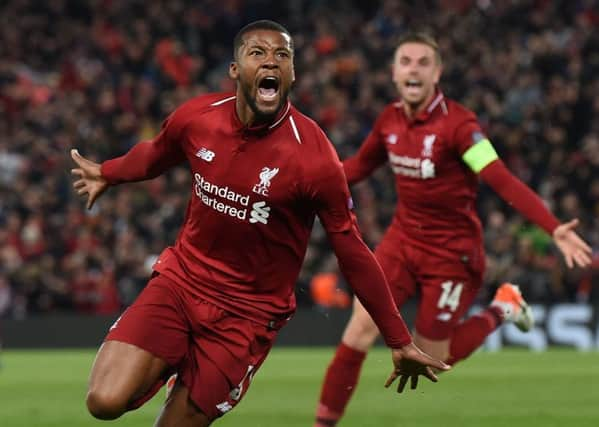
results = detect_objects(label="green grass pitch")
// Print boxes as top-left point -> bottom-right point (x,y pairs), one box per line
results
1,348 -> 597,426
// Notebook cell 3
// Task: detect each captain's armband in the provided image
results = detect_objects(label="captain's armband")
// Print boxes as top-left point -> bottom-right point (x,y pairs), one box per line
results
462,139 -> 498,173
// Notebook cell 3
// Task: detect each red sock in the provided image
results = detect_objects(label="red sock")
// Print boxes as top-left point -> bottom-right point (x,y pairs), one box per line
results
446,306 -> 503,365
314,342 -> 366,427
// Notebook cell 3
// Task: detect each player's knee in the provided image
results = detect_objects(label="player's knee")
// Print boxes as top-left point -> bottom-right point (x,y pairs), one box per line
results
354,308 -> 380,337
86,388 -> 127,420
355,317 -> 379,339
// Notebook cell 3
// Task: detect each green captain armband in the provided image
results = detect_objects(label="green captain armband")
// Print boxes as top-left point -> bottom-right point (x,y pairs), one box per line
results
462,139 -> 498,173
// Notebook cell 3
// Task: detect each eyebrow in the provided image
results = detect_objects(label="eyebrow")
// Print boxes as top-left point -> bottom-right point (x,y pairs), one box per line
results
245,40 -> 291,51
400,55 -> 432,61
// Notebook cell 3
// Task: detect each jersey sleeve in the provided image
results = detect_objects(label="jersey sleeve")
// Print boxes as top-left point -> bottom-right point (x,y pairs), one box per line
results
305,130 -> 355,233
452,113 -> 499,174
342,115 -> 388,185
101,108 -> 187,184
328,229 -> 412,347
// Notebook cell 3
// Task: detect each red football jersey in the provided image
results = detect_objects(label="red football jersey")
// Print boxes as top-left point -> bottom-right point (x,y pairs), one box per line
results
344,92 -> 486,265
104,93 -> 355,325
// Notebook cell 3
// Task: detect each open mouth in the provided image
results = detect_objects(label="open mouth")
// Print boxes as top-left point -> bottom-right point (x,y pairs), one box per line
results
257,76 -> 280,102
405,79 -> 423,89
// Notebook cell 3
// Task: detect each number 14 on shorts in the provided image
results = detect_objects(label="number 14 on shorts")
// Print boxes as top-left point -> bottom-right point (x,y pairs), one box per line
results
437,281 -> 463,312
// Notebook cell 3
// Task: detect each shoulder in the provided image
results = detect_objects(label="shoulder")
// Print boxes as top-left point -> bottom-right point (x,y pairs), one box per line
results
288,106 -> 338,158
168,93 -> 235,126
169,92 -> 235,124
381,101 -> 402,118
162,92 -> 235,137
444,98 -> 479,124
370,102 -> 401,129
286,107 -> 345,187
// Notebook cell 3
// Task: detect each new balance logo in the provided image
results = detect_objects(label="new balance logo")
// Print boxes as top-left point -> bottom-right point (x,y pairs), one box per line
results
196,147 -> 215,162
249,201 -> 270,224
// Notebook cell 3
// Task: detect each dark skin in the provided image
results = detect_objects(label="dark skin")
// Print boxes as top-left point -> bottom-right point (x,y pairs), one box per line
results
229,29 -> 295,126
71,28 -> 449,427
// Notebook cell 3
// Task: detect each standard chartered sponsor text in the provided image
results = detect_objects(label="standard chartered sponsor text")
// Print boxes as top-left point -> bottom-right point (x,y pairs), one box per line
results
195,173 -> 249,220
194,173 -> 270,223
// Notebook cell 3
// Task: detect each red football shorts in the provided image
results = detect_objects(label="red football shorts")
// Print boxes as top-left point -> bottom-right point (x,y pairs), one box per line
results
105,273 -> 278,420
375,232 -> 484,340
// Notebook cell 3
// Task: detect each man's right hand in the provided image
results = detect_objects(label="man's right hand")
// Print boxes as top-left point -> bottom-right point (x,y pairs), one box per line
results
71,149 -> 108,210
385,342 -> 451,393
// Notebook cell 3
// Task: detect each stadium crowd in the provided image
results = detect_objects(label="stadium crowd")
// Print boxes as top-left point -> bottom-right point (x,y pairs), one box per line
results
1,0 -> 598,319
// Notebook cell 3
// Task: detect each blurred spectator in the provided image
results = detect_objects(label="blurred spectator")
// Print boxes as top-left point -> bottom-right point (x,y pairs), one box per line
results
310,255 -> 351,310
1,0 -> 597,317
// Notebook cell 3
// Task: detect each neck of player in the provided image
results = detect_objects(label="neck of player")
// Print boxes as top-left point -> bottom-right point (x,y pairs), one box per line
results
404,89 -> 436,119
235,97 -> 278,128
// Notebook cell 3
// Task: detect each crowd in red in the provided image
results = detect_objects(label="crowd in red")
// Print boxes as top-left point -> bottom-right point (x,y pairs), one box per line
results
1,0 -> 597,318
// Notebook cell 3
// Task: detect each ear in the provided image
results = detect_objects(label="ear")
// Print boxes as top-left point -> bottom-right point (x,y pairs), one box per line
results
229,61 -> 239,80
433,64 -> 443,85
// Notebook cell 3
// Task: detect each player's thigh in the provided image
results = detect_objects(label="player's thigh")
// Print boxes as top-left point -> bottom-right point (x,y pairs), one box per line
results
176,299 -> 278,421
341,297 -> 381,350
90,274 -> 190,401
341,248 -> 416,350
374,239 -> 417,308
415,269 -> 482,342
340,242 -> 417,350
88,340 -> 169,403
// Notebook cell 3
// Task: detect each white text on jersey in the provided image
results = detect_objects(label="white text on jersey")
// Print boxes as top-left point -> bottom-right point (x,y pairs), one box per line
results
388,152 -> 436,179
194,173 -> 271,225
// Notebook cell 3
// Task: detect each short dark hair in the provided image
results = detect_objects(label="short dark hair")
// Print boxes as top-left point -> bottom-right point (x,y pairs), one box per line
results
397,32 -> 442,64
233,20 -> 293,59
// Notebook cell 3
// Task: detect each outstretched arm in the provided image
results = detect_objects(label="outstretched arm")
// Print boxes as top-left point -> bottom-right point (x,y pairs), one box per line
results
100,112 -> 187,186
71,139 -> 185,209
328,228 -> 451,391
455,118 -> 592,269
70,110 -> 187,209
479,160 -> 592,268
328,227 -> 411,348
311,128 -> 449,390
